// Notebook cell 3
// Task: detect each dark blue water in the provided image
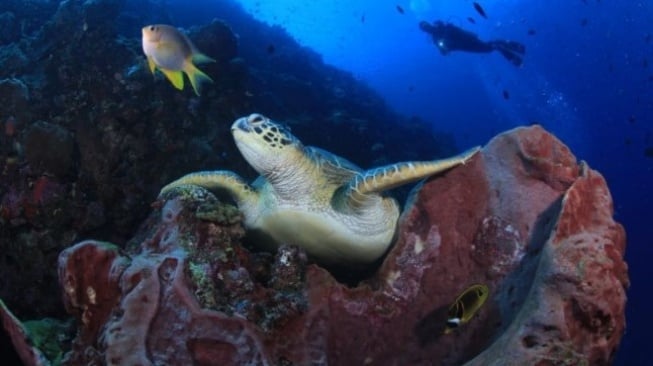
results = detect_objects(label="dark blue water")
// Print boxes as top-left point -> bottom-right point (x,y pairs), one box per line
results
137,0 -> 652,363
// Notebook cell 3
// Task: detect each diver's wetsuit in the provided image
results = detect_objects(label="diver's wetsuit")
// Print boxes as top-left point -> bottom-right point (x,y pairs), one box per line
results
419,21 -> 525,66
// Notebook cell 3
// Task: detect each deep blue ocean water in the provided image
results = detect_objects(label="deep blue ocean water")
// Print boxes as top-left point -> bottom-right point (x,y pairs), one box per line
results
3,0 -> 639,363
158,0 -> 650,364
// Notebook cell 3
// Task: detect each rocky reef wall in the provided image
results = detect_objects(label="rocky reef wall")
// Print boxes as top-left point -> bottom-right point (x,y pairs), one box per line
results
1,125 -> 628,365
0,0 -> 452,325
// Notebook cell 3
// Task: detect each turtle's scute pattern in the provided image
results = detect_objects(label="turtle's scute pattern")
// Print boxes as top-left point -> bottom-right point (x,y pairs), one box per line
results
160,114 -> 479,265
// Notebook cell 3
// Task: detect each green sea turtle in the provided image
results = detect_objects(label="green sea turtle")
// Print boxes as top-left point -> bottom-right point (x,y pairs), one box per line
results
160,113 -> 479,265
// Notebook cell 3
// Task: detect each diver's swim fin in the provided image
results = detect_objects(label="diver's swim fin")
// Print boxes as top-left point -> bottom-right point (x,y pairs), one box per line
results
501,41 -> 525,54
491,40 -> 525,67
497,48 -> 523,66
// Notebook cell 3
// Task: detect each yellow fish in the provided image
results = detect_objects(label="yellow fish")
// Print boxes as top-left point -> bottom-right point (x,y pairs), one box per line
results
444,284 -> 489,334
141,24 -> 214,95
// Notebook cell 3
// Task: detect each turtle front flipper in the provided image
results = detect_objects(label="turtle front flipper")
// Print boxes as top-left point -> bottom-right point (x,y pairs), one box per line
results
159,170 -> 258,207
344,146 -> 480,209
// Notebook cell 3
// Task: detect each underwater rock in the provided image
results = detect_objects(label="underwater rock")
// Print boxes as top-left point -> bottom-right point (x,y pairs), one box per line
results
0,77 -> 29,99
0,300 -> 49,366
391,125 -> 628,365
81,0 -> 126,26
0,43 -> 29,76
0,12 -> 19,45
0,78 -> 29,118
464,130 -> 629,365
193,19 -> 239,65
0,78 -> 28,157
1,300 -> 73,365
24,120 -> 75,178
52,0 -> 124,29
2,124 -> 627,365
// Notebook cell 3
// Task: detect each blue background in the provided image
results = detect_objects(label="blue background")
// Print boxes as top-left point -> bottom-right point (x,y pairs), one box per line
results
164,0 -> 650,363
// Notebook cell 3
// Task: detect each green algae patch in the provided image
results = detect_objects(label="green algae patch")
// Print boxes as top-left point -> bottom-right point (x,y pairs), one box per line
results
1,298 -> 74,366
23,318 -> 75,365
195,201 -> 241,225
188,261 -> 219,309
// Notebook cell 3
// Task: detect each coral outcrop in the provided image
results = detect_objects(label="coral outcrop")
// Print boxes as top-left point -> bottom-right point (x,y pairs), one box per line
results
2,125 -> 627,365
0,0 -> 453,324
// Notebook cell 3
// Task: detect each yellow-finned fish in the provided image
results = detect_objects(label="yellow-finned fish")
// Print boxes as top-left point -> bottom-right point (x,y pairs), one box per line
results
141,24 -> 214,95
444,284 -> 489,334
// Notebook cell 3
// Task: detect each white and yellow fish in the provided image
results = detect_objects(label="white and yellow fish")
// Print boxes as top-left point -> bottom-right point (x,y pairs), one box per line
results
444,283 -> 489,334
141,24 -> 214,95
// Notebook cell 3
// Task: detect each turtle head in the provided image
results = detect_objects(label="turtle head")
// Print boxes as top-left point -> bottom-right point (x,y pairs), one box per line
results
231,113 -> 303,175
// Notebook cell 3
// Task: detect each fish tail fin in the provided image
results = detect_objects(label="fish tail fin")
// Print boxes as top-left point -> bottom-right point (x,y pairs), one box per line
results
192,52 -> 216,64
185,61 -> 213,96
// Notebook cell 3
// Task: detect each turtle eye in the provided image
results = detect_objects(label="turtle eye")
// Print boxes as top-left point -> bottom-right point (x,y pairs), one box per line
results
249,114 -> 265,124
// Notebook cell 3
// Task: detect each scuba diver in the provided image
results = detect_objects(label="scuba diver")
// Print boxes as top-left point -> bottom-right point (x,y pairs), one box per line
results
419,20 -> 526,67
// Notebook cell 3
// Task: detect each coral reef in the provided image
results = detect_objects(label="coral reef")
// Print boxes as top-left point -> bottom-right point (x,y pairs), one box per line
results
2,125 -> 627,365
0,0 -> 451,326
0,0 -> 627,364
